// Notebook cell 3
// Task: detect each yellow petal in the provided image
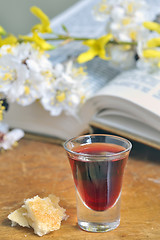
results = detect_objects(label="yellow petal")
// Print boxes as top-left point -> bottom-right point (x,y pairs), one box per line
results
78,34 -> 112,63
143,21 -> 160,34
0,26 -> 6,36
19,35 -> 32,41
143,49 -> 160,58
83,39 -> 97,47
0,101 -> 5,120
147,38 -> 160,47
98,48 -> 110,60
33,33 -> 55,50
20,32 -> 55,51
31,6 -> 52,33
98,33 -> 113,46
0,35 -> 17,47
83,34 -> 112,48
31,6 -> 50,25
31,23 -> 52,34
77,49 -> 97,63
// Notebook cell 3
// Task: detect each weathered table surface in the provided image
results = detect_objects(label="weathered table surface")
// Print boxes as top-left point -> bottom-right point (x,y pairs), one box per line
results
0,137 -> 160,240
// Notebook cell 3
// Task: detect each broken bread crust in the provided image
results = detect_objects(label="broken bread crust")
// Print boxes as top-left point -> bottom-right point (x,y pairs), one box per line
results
8,195 -> 66,236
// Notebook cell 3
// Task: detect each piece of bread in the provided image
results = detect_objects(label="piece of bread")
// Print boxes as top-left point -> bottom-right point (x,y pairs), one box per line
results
8,194 -> 67,236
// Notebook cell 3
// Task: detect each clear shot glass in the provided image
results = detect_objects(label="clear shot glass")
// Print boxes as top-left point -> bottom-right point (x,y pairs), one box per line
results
64,134 -> 132,232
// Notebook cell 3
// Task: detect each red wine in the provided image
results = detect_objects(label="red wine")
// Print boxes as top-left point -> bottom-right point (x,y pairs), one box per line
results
68,143 -> 128,211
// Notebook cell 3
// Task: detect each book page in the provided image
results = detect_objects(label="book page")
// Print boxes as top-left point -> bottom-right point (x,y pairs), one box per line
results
97,69 -> 160,117
92,111 -> 160,145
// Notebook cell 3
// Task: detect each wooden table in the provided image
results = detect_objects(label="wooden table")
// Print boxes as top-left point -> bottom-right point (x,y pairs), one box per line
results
0,137 -> 160,240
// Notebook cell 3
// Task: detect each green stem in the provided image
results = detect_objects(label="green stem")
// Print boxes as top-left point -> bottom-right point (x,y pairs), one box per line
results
18,34 -> 138,47
44,35 -> 137,46
109,40 -> 137,46
44,35 -> 89,41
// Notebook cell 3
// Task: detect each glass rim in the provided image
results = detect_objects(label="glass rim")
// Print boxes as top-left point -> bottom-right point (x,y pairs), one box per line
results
64,134 -> 132,158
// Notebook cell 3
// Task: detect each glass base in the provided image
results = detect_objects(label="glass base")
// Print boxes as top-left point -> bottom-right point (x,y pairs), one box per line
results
76,189 -> 121,233
78,219 -> 120,232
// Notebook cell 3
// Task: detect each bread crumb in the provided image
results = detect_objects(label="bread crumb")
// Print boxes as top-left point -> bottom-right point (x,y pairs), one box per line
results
8,195 -> 67,236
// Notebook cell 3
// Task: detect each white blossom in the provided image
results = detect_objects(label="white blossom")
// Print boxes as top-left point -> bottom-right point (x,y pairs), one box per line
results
40,61 -> 86,116
92,0 -> 113,22
0,43 -> 87,116
0,122 -> 24,150
0,43 -> 53,105
107,0 -> 149,42
107,45 -> 136,70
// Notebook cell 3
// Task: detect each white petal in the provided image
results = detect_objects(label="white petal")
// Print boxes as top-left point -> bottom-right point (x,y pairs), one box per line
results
0,129 -> 24,150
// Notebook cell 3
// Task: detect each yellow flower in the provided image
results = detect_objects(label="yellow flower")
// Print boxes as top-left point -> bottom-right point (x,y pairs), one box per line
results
77,34 -> 113,63
0,35 -> 17,47
143,22 -> 160,34
0,26 -> 6,36
19,32 -> 55,51
30,6 -> 52,34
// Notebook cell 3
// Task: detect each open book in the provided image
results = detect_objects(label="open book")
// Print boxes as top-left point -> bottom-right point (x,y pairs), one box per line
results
81,69 -> 160,149
3,0 -> 160,149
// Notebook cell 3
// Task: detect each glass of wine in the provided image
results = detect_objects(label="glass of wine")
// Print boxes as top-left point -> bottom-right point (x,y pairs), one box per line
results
64,134 -> 132,232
